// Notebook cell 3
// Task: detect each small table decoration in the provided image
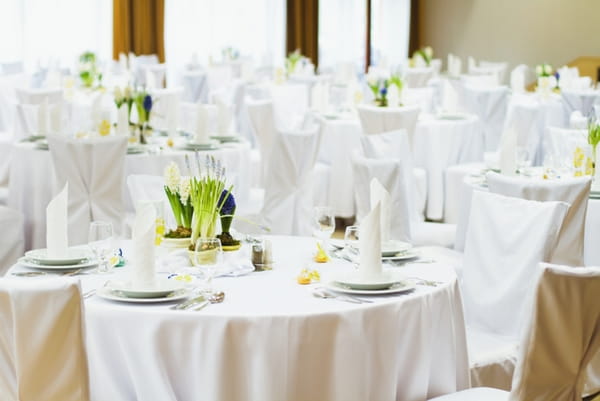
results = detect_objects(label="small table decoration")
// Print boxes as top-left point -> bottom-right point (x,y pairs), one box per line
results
366,68 -> 403,107
216,190 -> 241,251
163,162 -> 193,248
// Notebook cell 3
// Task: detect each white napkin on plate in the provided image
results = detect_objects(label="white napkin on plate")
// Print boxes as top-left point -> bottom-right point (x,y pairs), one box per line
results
38,98 -> 49,136
370,178 -> 391,242
499,128 -> 517,176
358,202 -> 382,282
131,202 -> 156,288
216,99 -> 232,135
116,104 -> 129,136
46,183 -> 68,258
195,104 -> 210,143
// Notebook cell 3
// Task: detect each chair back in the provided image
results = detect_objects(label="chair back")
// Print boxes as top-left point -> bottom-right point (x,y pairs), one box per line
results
0,278 -> 90,401
487,172 -> 591,266
509,263 -> 600,401
0,206 -> 24,275
47,135 -> 127,243
246,98 -> 276,183
462,85 -> 509,151
403,67 -> 434,88
357,104 -> 421,145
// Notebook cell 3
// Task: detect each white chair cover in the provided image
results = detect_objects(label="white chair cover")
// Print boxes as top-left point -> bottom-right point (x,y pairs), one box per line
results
462,85 -> 509,152
473,61 -> 508,85
0,278 -> 90,400
261,126 -> 322,235
206,65 -> 233,95
14,88 -> 66,139
144,63 -> 167,89
351,154 -> 412,242
403,67 -> 434,88
0,206 -> 23,274
246,98 -> 276,186
561,90 -> 600,118
269,83 -> 309,131
356,104 -> 421,144
509,65 -> 529,93
132,54 -> 159,87
182,69 -> 207,103
47,136 -> 128,243
544,127 -> 587,168
462,191 -> 568,340
487,172 -> 591,266
149,88 -> 182,132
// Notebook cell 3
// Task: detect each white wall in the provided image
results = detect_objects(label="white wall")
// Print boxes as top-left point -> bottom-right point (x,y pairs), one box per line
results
420,0 -> 600,72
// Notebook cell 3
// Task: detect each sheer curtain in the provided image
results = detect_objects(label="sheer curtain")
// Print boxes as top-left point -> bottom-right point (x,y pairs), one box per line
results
318,0 -> 366,72
371,0 -> 411,68
0,0 -> 112,72
165,0 -> 286,71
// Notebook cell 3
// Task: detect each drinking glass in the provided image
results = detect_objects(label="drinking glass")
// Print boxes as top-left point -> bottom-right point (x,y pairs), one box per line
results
194,238 -> 223,293
313,206 -> 335,252
88,221 -> 114,273
344,225 -> 360,265
516,147 -> 532,175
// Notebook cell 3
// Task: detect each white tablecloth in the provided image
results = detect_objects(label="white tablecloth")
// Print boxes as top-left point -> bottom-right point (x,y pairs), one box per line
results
413,114 -> 483,220
8,140 -> 251,250
8,236 -> 470,401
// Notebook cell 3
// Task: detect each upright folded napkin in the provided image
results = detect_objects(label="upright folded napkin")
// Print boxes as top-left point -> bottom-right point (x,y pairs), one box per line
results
116,104 -> 129,136
499,128 -> 517,176
570,111 -> 587,129
216,99 -> 232,134
46,183 -> 68,258
118,52 -> 128,71
91,93 -> 103,130
195,104 -> 210,143
370,178 -> 391,242
311,82 -> 330,113
38,98 -> 49,136
358,202 -> 382,282
510,68 -> 526,93
167,96 -> 179,138
131,202 -> 156,288
387,85 -> 400,107
49,103 -> 62,134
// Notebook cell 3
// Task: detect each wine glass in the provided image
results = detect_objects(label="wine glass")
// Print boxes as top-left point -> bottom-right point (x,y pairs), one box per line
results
194,238 -> 223,294
344,225 -> 360,266
88,221 -> 114,274
313,206 -> 335,253
516,147 -> 532,175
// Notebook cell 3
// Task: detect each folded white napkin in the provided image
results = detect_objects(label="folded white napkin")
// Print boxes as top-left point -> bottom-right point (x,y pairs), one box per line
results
311,82 -> 330,113
38,98 -> 49,136
358,202 -> 382,282
387,85 -> 400,107
499,129 -> 517,176
510,69 -> 526,93
119,52 -> 128,71
131,202 -> 156,288
195,104 -> 210,143
116,104 -> 129,136
46,183 -> 68,258
91,93 -> 103,130
216,99 -> 232,135
370,178 -> 391,242
167,96 -> 179,138
48,103 -> 62,134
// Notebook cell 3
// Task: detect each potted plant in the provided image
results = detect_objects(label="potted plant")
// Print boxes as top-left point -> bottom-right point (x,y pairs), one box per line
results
163,162 -> 193,248
216,190 -> 241,251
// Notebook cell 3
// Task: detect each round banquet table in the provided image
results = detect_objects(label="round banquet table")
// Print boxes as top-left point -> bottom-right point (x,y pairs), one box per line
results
8,236 -> 469,401
8,140 -> 251,251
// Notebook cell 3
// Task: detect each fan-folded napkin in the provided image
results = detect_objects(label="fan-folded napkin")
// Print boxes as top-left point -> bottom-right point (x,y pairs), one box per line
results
38,98 -> 49,135
216,99 -> 233,135
46,183 -> 68,258
499,128 -> 517,176
195,104 -> 210,143
358,202 -> 382,282
131,203 -> 156,288
116,104 -> 129,136
370,178 -> 391,242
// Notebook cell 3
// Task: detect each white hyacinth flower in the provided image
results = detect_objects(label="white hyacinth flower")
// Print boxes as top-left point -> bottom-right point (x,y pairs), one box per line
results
124,86 -> 132,99
544,64 -> 553,76
164,162 -> 181,193
535,65 -> 543,76
114,87 -> 122,103
179,176 -> 191,203
424,46 -> 433,59
366,70 -> 379,87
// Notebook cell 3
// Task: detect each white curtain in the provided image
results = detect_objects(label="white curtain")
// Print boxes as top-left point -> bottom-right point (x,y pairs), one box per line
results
371,0 -> 411,68
318,0 -> 366,72
0,0 -> 112,72
165,0 -> 286,71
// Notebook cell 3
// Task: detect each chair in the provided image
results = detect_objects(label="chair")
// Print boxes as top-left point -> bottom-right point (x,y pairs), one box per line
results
429,263 -> 600,401
181,69 -> 207,103
462,85 -> 509,152
260,126 -> 323,236
562,90 -> 600,119
132,54 -> 159,87
269,83 -> 309,131
403,87 -> 436,114
14,88 -> 66,139
0,278 -> 90,400
0,206 -> 24,275
245,98 -> 276,187
352,153 -> 456,247
356,104 -> 421,145
487,172 -> 591,266
502,100 -> 543,165
47,136 -> 128,243
403,67 -> 434,88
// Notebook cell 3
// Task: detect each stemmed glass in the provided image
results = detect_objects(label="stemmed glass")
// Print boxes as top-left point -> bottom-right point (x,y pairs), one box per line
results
516,147 -> 532,175
193,238 -> 223,294
344,225 -> 360,267
313,206 -> 335,253
88,221 -> 114,273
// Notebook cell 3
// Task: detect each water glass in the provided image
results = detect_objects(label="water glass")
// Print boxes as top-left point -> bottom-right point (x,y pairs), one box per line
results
313,206 -> 335,251
344,225 -> 360,264
194,238 -> 223,293
88,221 -> 113,273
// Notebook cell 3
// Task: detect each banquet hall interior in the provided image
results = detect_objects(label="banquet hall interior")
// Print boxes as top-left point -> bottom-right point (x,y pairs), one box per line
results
2,0 -> 600,400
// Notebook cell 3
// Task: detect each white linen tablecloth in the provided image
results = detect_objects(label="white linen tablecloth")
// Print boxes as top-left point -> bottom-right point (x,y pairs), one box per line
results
8,236 -> 470,401
413,114 -> 483,220
8,140 -> 251,250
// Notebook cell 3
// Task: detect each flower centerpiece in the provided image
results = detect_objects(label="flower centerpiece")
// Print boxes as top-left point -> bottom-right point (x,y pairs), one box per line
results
411,46 -> 433,67
367,70 -> 403,107
535,63 -> 556,94
285,49 -> 310,76
222,46 -> 240,62
78,51 -> 102,89
216,189 -> 241,251
189,155 -> 233,250
588,118 -> 600,182
163,162 -> 193,245
134,89 -> 153,144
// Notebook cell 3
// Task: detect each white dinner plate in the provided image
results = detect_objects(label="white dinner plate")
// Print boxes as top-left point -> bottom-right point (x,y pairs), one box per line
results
25,248 -> 92,266
17,257 -> 98,271
326,280 -> 416,295
436,113 -> 468,121
210,135 -> 241,143
382,251 -> 419,261
127,146 -> 146,154
96,287 -> 190,303
107,279 -> 186,299
381,240 -> 412,257
332,270 -> 407,290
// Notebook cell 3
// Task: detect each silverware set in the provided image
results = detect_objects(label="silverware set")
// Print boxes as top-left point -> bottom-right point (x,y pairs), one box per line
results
12,268 -> 89,277
171,291 -> 225,311
311,287 -> 372,304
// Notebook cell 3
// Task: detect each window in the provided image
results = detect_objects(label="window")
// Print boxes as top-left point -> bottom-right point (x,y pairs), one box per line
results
370,0 -> 411,68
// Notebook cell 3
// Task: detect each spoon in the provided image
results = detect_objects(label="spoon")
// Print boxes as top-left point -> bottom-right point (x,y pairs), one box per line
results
193,291 -> 225,311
